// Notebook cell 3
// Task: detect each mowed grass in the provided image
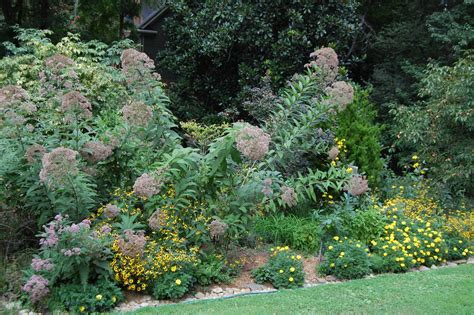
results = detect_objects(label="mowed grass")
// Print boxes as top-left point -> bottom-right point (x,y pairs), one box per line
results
125,264 -> 474,315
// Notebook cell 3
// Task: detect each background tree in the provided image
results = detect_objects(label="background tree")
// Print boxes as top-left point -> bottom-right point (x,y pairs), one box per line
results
158,0 -> 362,121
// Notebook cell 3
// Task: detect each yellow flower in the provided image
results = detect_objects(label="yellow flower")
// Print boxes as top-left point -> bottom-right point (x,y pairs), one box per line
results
346,167 -> 353,173
175,279 -> 182,285
112,296 -> 117,303
412,155 -> 418,160
296,255 -> 302,260
279,269 -> 284,273
79,306 -> 86,312
171,266 -> 177,272
290,267 -> 295,273
339,252 -> 345,257
400,263 -> 405,267
328,246 -> 334,250
96,294 -> 103,301
334,236 -> 340,241
288,277 -> 294,282
330,263 -> 335,268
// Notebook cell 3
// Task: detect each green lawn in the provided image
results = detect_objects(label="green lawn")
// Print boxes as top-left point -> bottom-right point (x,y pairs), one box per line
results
125,264 -> 474,315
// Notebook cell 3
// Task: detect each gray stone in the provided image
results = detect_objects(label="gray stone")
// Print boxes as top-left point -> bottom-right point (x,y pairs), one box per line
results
446,262 -> 457,267
316,277 -> 327,283
195,292 -> 206,299
212,286 -> 223,294
431,265 -> 438,269
325,275 -> 337,281
467,257 -> 474,264
241,288 -> 251,293
453,259 -> 467,264
419,266 -> 430,271
245,283 -> 266,291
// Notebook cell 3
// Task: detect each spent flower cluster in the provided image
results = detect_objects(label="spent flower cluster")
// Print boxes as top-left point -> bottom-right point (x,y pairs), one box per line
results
344,175 -> 369,196
307,47 -> 339,82
39,147 -> 79,185
325,81 -> 354,111
236,125 -> 271,161
122,101 -> 153,127
117,230 -> 147,257
81,141 -> 113,163
209,219 -> 228,240
281,186 -> 297,207
60,91 -> 92,121
133,173 -> 162,198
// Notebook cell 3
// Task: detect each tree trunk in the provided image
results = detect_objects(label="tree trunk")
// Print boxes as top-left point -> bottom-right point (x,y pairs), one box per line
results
119,12 -> 124,39
39,0 -> 49,29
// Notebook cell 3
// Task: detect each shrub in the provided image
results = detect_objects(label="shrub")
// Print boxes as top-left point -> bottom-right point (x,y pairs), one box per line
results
159,1 -> 361,119
152,271 -> 194,300
319,238 -> 371,280
254,215 -> 322,252
252,247 -> 304,289
347,207 -> 386,246
336,87 -> 384,186
194,253 -> 233,286
48,281 -> 123,313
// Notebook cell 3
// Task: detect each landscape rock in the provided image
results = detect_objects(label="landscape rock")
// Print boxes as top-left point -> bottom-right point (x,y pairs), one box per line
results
194,292 -> 206,299
316,277 -> 327,283
212,287 -> 223,294
419,266 -> 430,271
431,265 -> 438,270
245,283 -> 265,291
325,275 -> 337,281
467,257 -> 474,265
452,259 -> 467,264
446,262 -> 457,267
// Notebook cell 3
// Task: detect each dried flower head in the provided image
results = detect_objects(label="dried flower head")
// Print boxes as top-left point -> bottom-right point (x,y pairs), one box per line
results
39,147 -> 79,185
122,101 -> 153,127
104,204 -> 120,219
26,144 -> 47,164
209,219 -> 228,240
236,125 -> 271,160
23,275 -> 49,303
344,174 -> 369,196
60,91 -> 92,120
117,230 -> 146,257
281,185 -> 297,207
325,81 -> 354,111
133,172 -> 162,198
308,47 -> 339,82
148,209 -> 167,231
81,141 -> 113,163
327,146 -> 339,160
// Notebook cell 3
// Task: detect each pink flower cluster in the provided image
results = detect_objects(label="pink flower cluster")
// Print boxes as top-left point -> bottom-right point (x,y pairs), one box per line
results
281,185 -> 297,207
39,222 -> 59,248
81,141 -> 113,163
122,101 -> 153,127
307,47 -> 339,82
325,81 -> 354,111
103,203 -> 120,219
22,275 -> 49,303
25,144 -> 47,164
60,91 -> 93,121
133,173 -> 162,198
261,178 -> 273,197
345,174 -> 369,196
39,147 -> 79,185
148,209 -> 166,231
236,125 -> 271,161
117,230 -> 147,257
62,247 -> 82,256
31,258 -> 54,272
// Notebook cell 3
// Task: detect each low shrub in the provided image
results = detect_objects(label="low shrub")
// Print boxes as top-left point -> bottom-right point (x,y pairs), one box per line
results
152,271 -> 194,300
194,253 -> 233,286
347,207 -> 386,245
47,281 -> 123,313
252,247 -> 304,289
254,215 -> 322,252
319,238 -> 371,279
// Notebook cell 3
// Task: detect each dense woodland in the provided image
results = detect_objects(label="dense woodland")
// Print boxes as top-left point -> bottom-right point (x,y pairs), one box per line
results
0,1 -> 472,313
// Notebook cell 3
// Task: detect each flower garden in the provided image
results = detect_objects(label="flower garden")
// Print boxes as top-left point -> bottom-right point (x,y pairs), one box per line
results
0,28 -> 472,314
